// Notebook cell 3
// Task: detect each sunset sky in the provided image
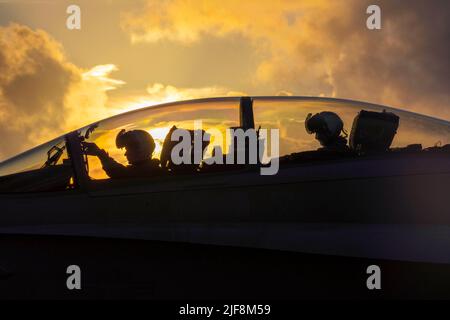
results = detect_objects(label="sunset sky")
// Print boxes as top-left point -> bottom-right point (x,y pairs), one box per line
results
0,0 -> 448,160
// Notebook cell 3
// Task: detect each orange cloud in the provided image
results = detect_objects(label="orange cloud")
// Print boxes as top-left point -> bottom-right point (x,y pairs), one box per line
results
122,0 -> 450,120
107,83 -> 246,114
0,23 -> 244,161
0,24 -> 125,160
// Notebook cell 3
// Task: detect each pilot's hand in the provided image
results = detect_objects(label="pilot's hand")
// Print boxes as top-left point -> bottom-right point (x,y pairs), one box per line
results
82,142 -> 102,156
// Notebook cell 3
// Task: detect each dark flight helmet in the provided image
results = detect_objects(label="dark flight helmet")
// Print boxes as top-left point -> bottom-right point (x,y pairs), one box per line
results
305,111 -> 345,147
116,129 -> 156,161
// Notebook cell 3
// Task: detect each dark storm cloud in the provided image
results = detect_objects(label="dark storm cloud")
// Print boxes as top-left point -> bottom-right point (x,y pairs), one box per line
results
330,0 -> 450,119
123,0 -> 450,119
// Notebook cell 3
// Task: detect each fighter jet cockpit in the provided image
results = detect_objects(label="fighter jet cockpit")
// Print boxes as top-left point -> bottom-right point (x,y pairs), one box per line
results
252,97 -> 450,165
0,136 -> 74,193
78,97 -> 241,184
0,97 -> 449,193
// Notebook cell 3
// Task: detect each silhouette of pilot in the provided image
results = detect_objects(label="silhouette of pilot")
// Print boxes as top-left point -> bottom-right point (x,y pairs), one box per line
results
305,112 -> 348,151
82,129 -> 161,179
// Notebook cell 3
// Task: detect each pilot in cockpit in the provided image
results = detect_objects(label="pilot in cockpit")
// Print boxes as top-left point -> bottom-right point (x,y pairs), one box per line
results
305,111 -> 349,151
82,129 -> 161,179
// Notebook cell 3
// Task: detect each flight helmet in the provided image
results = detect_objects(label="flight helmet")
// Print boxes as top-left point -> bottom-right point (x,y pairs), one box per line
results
116,129 -> 156,163
305,111 -> 345,146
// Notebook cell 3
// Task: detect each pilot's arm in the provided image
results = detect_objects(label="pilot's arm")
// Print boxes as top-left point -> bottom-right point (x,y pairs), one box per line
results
82,142 -> 128,179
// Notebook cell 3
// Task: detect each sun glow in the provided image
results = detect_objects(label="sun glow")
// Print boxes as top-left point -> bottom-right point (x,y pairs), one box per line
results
148,126 -> 172,156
